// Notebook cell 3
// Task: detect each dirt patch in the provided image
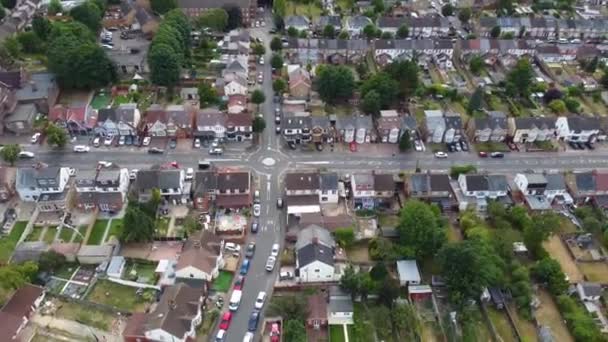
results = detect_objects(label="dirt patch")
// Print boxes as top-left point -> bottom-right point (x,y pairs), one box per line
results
578,263 -> 608,283
535,289 -> 573,342
346,242 -> 371,264
543,236 -> 583,283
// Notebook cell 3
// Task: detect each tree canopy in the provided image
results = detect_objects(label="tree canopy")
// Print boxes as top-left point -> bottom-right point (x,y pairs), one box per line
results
148,10 -> 190,86
121,204 -> 155,242
251,89 -> 266,106
531,257 -> 568,296
505,58 -> 535,98
273,78 -> 287,94
458,7 -> 472,23
0,144 -> 20,165
225,6 -> 241,30
284,320 -> 306,342
273,0 -> 286,18
270,37 -> 283,51
197,82 -> 219,108
253,116 -> 266,133
397,200 -> 446,259
316,65 -> 355,104
271,53 -> 284,69
195,8 -> 228,31
384,59 -> 420,98
360,72 -> 399,111
396,24 -> 409,38
46,123 -> 68,148
150,0 -> 176,14
70,1 -> 102,33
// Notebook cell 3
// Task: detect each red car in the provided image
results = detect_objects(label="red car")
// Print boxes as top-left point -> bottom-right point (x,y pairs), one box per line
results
219,312 -> 232,330
349,142 -> 357,152
270,323 -> 280,342
234,275 -> 245,290
478,151 -> 488,158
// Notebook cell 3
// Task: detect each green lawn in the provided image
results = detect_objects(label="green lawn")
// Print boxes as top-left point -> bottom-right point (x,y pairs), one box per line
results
90,93 -> 111,110
211,271 -> 234,292
125,260 -> 157,284
55,300 -> 116,331
156,218 -> 170,237
0,221 -> 27,262
104,219 -> 123,242
487,307 -> 518,342
330,325 -> 346,342
286,1 -> 322,18
58,227 -> 74,242
86,279 -> 154,312
73,226 -> 88,243
43,227 -> 58,244
54,263 -> 78,280
112,95 -> 129,107
377,213 -> 399,227
25,227 -> 43,242
474,141 -> 510,152
87,220 -> 108,245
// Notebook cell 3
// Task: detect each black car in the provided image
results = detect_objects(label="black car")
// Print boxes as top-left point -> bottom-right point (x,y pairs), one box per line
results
287,141 -> 297,150
245,242 -> 256,258
569,141 -> 580,150
169,139 -> 177,149
586,142 -> 595,150
251,221 -> 258,234
248,311 -> 260,332
490,152 -> 504,158
446,143 -> 455,152
148,147 -> 164,154
576,142 -> 585,150
275,126 -> 281,134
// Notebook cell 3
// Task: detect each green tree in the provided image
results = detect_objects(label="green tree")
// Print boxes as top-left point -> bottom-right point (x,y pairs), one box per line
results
372,0 -> 384,12
267,295 -> 307,321
283,320 -> 306,342
396,24 -> 409,38
458,7 -> 472,23
251,89 -> 266,109
150,0 -> 176,14
363,24 -> 378,39
381,31 -> 393,39
505,58 -> 535,98
48,0 -> 63,15
273,78 -> 287,94
399,130 -> 411,152
70,1 -> 102,33
548,99 -> 566,113
287,26 -> 298,37
323,24 -> 336,38
270,37 -> 282,51
441,3 -> 454,16
338,31 -> 349,39
195,8 -> 228,31
564,97 -> 580,113
273,0 -> 286,18
270,53 -> 283,69
557,295 -> 605,342
38,251 -> 66,272
583,56 -> 599,73
121,205 -> 155,242
0,262 -> 38,290
339,265 -> 360,298
361,90 -> 381,116
469,55 -> 484,75
369,237 -> 402,262
334,227 -> 355,247
197,82 -> 219,108
360,72 -> 399,109
583,216 -> 602,234
450,165 -> 477,178
46,123 -> 68,148
509,262 -> 532,318
385,59 -> 419,98
523,212 -> 560,259
490,25 -> 501,38
16,31 -> 43,54
0,5 -> 5,21
531,257 -> 568,296
397,200 -> 446,259
148,44 -> 180,86
32,15 -> 52,40
252,43 -> 265,55
252,116 -> 266,133
3,37 -> 20,60
0,144 -> 20,165
1,0 -> 14,9
497,0 -> 514,14
316,65 -> 355,104
467,87 -> 483,113
393,302 -> 422,341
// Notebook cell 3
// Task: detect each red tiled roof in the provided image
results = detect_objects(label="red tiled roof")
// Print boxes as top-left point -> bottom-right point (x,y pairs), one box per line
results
123,312 -> 146,338
0,311 -> 24,340
49,105 -> 86,123
225,113 -> 252,127
145,105 -> 169,124
2,284 -> 43,319
216,194 -> 250,208
307,294 -> 327,321
594,172 -> 608,192
228,94 -> 247,106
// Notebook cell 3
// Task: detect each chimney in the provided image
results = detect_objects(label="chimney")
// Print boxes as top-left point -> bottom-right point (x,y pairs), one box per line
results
312,237 -> 319,245
169,299 -> 177,310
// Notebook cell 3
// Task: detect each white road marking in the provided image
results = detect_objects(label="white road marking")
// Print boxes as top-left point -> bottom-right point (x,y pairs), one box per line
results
297,161 -> 330,165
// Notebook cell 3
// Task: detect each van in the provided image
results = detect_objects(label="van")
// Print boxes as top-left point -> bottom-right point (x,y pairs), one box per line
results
240,259 -> 250,275
198,160 -> 211,170
229,290 -> 242,311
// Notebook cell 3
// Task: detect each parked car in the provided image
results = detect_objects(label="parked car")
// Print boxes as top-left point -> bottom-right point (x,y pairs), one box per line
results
118,136 -> 125,145
185,168 -> 194,181
265,256 -> 276,271
225,242 -> 241,253
125,135 -> 133,145
31,132 -> 41,144
276,198 -> 283,209
271,243 -> 279,257
104,135 -> 114,146
169,138 -> 177,149
234,275 -> 245,290
68,167 -> 76,177
219,312 -> 232,330
240,259 -> 250,275
270,323 -> 280,342
142,136 -> 151,146
460,140 -> 469,151
18,151 -> 35,159
93,137 -> 101,147
248,311 -> 260,332
490,152 -> 504,158
414,140 -> 423,151
73,145 -> 90,153
454,142 -> 462,152
279,271 -> 294,281
251,221 -> 259,233
209,147 -> 223,155
478,151 -> 488,158
275,126 -> 281,134
253,203 -> 261,217
243,332 -> 254,342
129,169 -> 138,180
254,291 -> 266,310
148,147 -> 164,154
245,242 -> 256,258
215,329 -> 226,342
434,151 -> 448,158
194,139 -> 201,148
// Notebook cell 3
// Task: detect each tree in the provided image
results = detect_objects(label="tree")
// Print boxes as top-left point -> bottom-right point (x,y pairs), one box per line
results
0,5 -> 5,21
399,130 -> 411,152
370,305 -> 393,341
397,200 -> 446,259
372,0 -> 384,13
524,212 -> 560,259
70,1 -> 102,33
316,65 -> 355,104
197,82 -> 219,108
121,205 -> 155,242
548,99 -> 566,113
3,36 -> 21,61
385,59 -> 419,98
441,3 -> 454,16
497,0 -> 514,14
363,24 -> 378,39
583,216 -> 602,234
225,6 -> 242,30
340,265 -> 360,298
46,123 -> 68,148
252,43 -> 265,55
438,239 -> 504,305
505,58 -> 535,98
270,53 -> 283,69
467,87 -> 483,113
195,8 -> 228,31
338,31 -> 349,39
252,116 -> 266,133
273,0 -> 286,18
601,68 -> 608,89
0,0 -> 14,9
334,227 -> 355,247
490,25 -> 501,38
450,165 -> 477,178
267,295 -> 307,321
150,0 -> 176,14
287,26 -> 298,37
0,262 -> 38,291
583,56 -> 599,73
270,37 -> 282,51
458,7 -> 472,23
360,72 -> 399,109
0,144 -> 20,165
393,302 -> 422,341
38,251 -> 66,272
251,89 -> 266,109
369,237 -> 401,262
273,78 -> 286,94
564,97 -> 580,113
48,0 -> 63,15
323,24 -> 336,38
32,15 -> 52,40
148,44 -> 180,86
544,87 -> 563,103
396,24 -> 409,38
361,90 -> 381,116
370,262 -> 388,281
283,320 -> 306,342
16,31 -> 44,54
557,295 -> 605,342
531,257 -> 568,296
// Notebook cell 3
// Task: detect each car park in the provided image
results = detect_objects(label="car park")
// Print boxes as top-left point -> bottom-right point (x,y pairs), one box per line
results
490,152 -> 504,158
31,132 -> 41,144
73,145 -> 90,153
271,243 -> 279,257
142,136 -> 151,146
148,147 -> 164,154
434,151 -> 448,158
265,256 -> 276,271
248,311 -> 260,332
254,292 -> 266,310
219,312 -> 232,330
253,203 -> 261,217
245,242 -> 256,258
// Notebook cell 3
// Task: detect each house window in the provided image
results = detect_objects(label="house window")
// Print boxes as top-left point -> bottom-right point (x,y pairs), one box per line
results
315,269 -> 320,272
321,197 -> 328,201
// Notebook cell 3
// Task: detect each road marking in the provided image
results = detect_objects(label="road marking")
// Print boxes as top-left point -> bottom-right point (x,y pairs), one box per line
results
297,161 -> 330,165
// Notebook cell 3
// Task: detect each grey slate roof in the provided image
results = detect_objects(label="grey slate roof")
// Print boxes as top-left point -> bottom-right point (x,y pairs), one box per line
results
17,167 -> 61,189
319,172 -> 339,191
297,243 -> 334,267
286,15 -> 310,28
192,171 -> 217,196
545,174 -> 566,191
98,108 -> 117,122
286,172 -> 319,191
347,15 -> 372,29
136,169 -> 181,191
317,16 -> 341,29
567,116 -> 600,132
115,103 -> 137,123
328,294 -> 353,314
575,172 -> 595,192
296,224 -> 336,250
465,174 -> 507,192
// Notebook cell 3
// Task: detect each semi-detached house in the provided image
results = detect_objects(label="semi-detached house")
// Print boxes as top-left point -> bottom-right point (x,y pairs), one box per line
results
16,166 -> 70,212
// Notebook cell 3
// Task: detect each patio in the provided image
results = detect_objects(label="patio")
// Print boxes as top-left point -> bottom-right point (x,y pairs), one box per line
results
216,212 -> 248,233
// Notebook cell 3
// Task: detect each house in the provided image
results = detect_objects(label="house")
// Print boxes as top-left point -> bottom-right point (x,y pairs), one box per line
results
407,172 -> 453,209
576,282 -> 602,302
310,116 -> 331,144
377,16 -> 408,35
222,57 -> 249,79
0,167 -> 16,202
195,108 -> 225,141
289,67 -> 312,98
423,110 -> 446,143
296,225 -> 336,283
466,111 -> 507,142
350,172 -> 394,209
135,168 -> 186,202
177,0 -> 257,26
143,104 -> 169,137
227,94 -> 247,114
16,166 -> 70,212
0,284 -> 45,341
285,172 -> 321,215
191,170 -> 217,211
335,116 -> 356,143
4,103 -> 37,134
345,15 -> 372,36
283,113 -> 312,144
115,103 -> 141,136
96,108 -> 119,137
328,286 -> 354,325
373,39 -> 454,66
566,171 -> 608,204
457,174 -> 509,211
75,164 -> 129,212
215,170 -> 251,208
220,29 -> 250,55
175,230 -> 224,285
396,260 -> 421,286
123,283 -> 204,342
355,115 -> 374,144
48,105 -> 89,136
374,173 -> 395,207
400,115 -> 418,140
556,116 -> 601,143
224,74 -> 248,96
376,110 -> 401,144
225,113 -> 253,141
285,15 -> 310,31
8,72 -> 59,115
508,117 -> 557,143
316,16 -> 341,32
443,112 -> 462,143
165,105 -> 193,138
513,172 -> 572,206
106,256 -> 126,278
319,172 -> 339,204
307,294 -> 328,332
0,81 -> 17,133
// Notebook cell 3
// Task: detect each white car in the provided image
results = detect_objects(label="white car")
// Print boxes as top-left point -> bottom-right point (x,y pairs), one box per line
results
414,140 -> 422,152
265,256 -> 276,271
270,243 -> 279,257
253,203 -> 261,217
73,145 -> 90,153
18,151 -> 35,159
194,139 -> 201,149
129,169 -> 138,180
243,332 -> 254,342
259,57 -> 264,65
254,291 -> 267,309
31,132 -> 41,144
118,136 -> 126,145
186,167 -> 194,181
98,161 -> 112,168
104,135 -> 114,146
93,137 -> 101,147
434,151 -> 448,158
142,136 -> 151,146
225,242 -> 241,253
68,168 -> 76,177
215,329 -> 226,342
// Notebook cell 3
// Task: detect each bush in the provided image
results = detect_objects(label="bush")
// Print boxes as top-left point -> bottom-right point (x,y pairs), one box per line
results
450,164 -> 477,178
556,295 -> 605,342
334,227 -> 355,247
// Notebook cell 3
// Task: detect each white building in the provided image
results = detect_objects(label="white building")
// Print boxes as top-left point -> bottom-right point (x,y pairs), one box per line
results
396,260 -> 421,286
296,225 -> 336,283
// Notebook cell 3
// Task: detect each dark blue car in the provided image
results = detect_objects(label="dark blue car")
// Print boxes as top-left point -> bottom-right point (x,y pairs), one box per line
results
240,259 -> 250,275
248,310 -> 260,332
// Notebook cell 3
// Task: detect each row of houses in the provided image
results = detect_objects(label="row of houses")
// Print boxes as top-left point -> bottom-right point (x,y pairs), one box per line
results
477,16 -> 608,39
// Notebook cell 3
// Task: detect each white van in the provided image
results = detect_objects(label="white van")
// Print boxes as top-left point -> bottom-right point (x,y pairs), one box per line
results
229,290 -> 242,311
